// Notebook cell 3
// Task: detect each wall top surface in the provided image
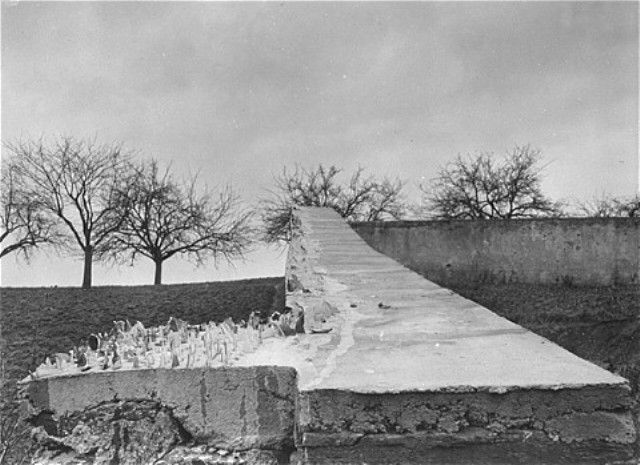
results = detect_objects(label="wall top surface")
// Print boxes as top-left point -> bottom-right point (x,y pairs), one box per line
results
239,207 -> 628,393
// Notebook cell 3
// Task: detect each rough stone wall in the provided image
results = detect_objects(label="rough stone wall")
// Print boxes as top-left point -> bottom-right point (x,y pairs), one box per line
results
298,387 -> 637,464
352,218 -> 640,286
23,367 -> 298,464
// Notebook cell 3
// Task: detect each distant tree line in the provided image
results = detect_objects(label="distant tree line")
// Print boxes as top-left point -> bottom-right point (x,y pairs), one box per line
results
576,194 -> 640,218
259,145 -> 638,241
2,136 -> 637,287
416,145 -> 638,220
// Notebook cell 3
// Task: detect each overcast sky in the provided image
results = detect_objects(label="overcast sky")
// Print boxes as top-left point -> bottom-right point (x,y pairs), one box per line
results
1,1 -> 638,287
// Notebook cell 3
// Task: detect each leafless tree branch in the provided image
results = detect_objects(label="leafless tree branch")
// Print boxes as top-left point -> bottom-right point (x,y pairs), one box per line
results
111,159 -> 254,284
419,145 -> 563,220
261,164 -> 406,242
0,156 -> 61,260
577,193 -> 640,218
4,136 -> 133,287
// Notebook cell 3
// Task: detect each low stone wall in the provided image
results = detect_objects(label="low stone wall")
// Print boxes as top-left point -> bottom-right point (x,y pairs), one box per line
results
352,218 -> 640,286
23,367 -> 298,464
25,367 -> 636,465
299,387 -> 636,464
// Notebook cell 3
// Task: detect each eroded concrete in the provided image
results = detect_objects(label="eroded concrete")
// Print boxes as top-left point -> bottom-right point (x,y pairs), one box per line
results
270,207 -> 636,463
24,367 -> 297,453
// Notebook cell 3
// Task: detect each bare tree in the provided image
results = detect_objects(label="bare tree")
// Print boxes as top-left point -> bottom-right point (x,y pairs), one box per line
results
5,137 -> 133,288
1,157 -> 58,259
578,194 -> 640,218
421,145 -> 562,219
261,164 -> 406,242
112,160 -> 253,285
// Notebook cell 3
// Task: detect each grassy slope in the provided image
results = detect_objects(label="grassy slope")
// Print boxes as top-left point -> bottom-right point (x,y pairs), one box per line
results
1,278 -> 284,380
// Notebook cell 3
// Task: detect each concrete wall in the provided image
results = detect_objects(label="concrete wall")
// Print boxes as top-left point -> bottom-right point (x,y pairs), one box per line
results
352,218 -> 640,286
24,367 -> 298,463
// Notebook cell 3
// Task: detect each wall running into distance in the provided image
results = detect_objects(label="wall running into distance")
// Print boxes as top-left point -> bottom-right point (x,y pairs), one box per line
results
351,218 -> 640,286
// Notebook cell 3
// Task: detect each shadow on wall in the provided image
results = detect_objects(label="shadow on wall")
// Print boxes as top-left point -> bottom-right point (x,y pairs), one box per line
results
351,218 -> 640,287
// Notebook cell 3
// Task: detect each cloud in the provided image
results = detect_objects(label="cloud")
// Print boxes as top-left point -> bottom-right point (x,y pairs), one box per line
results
1,1 -> 637,285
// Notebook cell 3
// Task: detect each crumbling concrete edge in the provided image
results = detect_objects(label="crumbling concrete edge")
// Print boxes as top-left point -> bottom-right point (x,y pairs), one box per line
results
297,385 -> 637,463
20,361 -> 639,463
286,207 -> 326,295
21,366 -> 300,461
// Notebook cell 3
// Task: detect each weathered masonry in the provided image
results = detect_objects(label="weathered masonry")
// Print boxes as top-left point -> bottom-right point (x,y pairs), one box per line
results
352,217 -> 640,286
23,208 -> 637,464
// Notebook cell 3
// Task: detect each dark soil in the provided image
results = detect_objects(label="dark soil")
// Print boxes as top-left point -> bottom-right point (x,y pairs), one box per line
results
0,278 -> 284,380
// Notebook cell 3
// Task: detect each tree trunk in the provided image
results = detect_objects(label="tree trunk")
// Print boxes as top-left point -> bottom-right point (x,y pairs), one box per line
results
154,259 -> 163,285
82,246 -> 93,289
